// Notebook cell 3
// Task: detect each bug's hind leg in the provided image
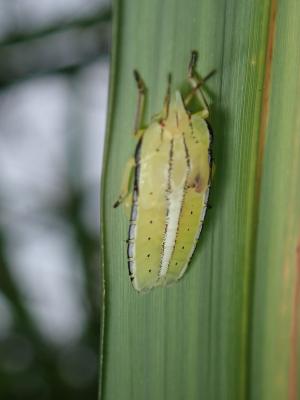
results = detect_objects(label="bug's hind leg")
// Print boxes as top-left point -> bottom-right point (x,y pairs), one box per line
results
185,50 -> 215,118
113,157 -> 135,208
133,70 -> 146,137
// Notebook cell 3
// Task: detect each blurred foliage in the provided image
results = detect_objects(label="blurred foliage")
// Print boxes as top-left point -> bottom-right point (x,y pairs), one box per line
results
0,5 -> 111,87
0,1 -> 111,399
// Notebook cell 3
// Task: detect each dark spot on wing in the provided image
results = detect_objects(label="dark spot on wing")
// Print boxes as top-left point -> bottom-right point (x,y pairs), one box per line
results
188,174 -> 203,193
194,174 -> 203,193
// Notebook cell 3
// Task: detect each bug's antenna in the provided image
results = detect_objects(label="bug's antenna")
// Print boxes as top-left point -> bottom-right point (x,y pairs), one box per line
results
133,70 -> 145,92
188,50 -> 198,78
163,73 -> 172,119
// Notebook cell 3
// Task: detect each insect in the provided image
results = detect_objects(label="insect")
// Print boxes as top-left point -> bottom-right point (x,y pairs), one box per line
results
114,51 -> 214,292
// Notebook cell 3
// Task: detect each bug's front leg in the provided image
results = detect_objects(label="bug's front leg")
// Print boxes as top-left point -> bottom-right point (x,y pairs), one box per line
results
191,109 -> 210,120
113,157 -> 135,208
185,51 -> 215,119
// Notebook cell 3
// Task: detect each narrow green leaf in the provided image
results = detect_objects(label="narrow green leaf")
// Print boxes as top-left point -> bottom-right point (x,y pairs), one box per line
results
100,0 -> 300,399
250,1 -> 300,399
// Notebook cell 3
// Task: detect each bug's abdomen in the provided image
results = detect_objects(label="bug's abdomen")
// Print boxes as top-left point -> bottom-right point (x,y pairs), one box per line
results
130,119 -> 211,291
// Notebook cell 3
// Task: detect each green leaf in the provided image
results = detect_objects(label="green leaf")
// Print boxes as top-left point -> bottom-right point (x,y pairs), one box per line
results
100,0 -> 300,399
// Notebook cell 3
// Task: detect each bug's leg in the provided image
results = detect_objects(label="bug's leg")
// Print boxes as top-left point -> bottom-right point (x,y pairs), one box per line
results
162,73 -> 172,120
113,157 -> 135,208
190,108 -> 210,119
188,51 -> 208,112
133,70 -> 146,136
186,50 -> 215,118
184,70 -> 215,109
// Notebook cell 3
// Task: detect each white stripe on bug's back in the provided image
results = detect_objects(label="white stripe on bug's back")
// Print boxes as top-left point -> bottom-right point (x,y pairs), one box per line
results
160,187 -> 186,276
160,136 -> 189,277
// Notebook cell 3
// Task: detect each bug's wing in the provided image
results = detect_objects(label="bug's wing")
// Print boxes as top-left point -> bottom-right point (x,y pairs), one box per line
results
130,123 -> 170,291
164,115 -> 211,283
129,114 -> 211,290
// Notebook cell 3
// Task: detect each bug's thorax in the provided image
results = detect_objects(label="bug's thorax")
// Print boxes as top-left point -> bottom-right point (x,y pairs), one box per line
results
163,91 -> 190,136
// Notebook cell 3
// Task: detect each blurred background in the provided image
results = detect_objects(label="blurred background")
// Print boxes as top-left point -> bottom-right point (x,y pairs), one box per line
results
0,0 -> 111,398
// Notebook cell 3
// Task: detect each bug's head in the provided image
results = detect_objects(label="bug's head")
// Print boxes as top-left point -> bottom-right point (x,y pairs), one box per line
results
164,91 -> 190,135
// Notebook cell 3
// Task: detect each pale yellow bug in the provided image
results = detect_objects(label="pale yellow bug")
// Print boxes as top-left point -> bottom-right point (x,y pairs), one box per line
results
114,51 -> 214,292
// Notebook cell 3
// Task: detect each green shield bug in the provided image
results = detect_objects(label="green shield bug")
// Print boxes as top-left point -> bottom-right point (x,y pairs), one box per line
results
114,51 -> 214,292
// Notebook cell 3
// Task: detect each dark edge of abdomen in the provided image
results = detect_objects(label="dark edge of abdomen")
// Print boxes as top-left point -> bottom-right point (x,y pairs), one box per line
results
127,137 -> 143,281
